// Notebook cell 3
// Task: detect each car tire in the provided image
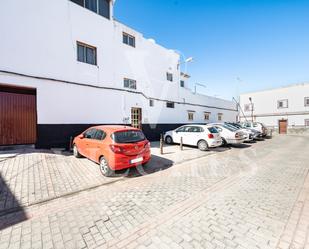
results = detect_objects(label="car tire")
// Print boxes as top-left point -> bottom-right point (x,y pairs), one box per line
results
221,138 -> 227,146
73,144 -> 82,158
197,140 -> 209,151
99,157 -> 113,177
165,136 -> 173,144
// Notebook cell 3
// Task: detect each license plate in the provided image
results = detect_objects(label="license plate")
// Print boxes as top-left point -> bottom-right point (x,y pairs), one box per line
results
131,157 -> 143,164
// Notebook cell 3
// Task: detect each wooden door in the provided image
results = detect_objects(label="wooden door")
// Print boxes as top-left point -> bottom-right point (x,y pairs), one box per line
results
131,108 -> 142,129
279,120 -> 287,134
0,87 -> 37,145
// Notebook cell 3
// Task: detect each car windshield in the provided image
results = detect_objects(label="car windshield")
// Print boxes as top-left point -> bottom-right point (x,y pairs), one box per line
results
231,123 -> 241,129
208,127 -> 219,133
222,124 -> 238,132
112,130 -> 146,143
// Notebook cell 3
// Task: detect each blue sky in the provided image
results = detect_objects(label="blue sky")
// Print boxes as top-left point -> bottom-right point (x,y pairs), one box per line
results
114,0 -> 309,100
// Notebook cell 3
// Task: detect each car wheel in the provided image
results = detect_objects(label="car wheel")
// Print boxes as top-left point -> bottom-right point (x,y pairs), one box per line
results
197,140 -> 208,151
221,138 -> 227,146
73,144 -> 82,158
165,136 -> 173,144
99,157 -> 113,177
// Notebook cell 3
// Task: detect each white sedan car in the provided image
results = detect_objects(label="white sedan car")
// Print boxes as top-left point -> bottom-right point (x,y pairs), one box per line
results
210,123 -> 246,145
164,125 -> 222,151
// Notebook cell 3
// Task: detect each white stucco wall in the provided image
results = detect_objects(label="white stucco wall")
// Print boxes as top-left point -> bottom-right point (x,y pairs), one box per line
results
0,0 -> 237,125
239,83 -> 309,127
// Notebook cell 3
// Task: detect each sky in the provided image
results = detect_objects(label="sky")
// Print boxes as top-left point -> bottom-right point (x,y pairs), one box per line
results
114,0 -> 309,100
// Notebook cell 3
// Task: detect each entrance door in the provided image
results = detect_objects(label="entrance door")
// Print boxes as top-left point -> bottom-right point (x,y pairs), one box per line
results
279,120 -> 287,134
0,85 -> 37,145
131,108 -> 142,129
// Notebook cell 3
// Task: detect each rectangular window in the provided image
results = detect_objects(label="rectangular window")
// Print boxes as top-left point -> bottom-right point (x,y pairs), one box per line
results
98,0 -> 110,18
180,80 -> 185,87
305,119 -> 309,127
188,112 -> 194,121
305,97 -> 309,107
123,33 -> 135,47
166,102 -> 175,108
167,73 -> 173,82
70,0 -> 110,19
85,0 -> 97,13
204,112 -> 210,121
218,113 -> 223,121
124,78 -> 136,90
277,99 -> 288,109
77,42 -> 97,65
149,99 -> 154,107
71,0 -> 83,6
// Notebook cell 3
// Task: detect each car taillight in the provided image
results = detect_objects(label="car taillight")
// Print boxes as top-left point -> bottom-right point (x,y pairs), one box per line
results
208,134 -> 214,139
109,145 -> 125,154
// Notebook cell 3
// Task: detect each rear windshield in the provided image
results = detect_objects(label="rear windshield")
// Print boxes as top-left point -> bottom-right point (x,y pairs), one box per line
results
230,123 -> 241,129
112,130 -> 146,143
208,127 -> 218,133
223,124 -> 238,132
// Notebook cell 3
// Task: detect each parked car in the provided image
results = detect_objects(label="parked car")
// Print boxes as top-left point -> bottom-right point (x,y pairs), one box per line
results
209,123 -> 246,145
240,121 -> 268,137
73,126 -> 151,176
225,122 -> 259,141
164,125 -> 222,151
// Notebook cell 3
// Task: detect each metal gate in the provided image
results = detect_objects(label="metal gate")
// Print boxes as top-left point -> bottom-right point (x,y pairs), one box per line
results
0,85 -> 37,145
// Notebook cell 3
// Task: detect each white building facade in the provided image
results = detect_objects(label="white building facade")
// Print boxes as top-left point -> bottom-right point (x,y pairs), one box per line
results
0,0 -> 237,148
239,83 -> 309,134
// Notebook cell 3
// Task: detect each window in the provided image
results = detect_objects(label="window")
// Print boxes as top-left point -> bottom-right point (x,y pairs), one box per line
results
215,126 -> 223,132
188,112 -> 194,121
204,112 -> 210,121
180,80 -> 185,87
305,97 -> 309,107
70,0 -> 110,19
176,126 -> 186,132
167,73 -> 173,82
123,33 -> 135,47
94,129 -> 106,140
83,128 -> 97,139
124,78 -> 136,90
305,119 -> 309,127
149,99 -> 154,107
218,113 -> 223,121
77,42 -> 97,65
166,102 -> 175,108
187,126 -> 203,132
277,99 -> 288,109
112,130 -> 146,143
71,0 -> 83,6
208,127 -> 219,133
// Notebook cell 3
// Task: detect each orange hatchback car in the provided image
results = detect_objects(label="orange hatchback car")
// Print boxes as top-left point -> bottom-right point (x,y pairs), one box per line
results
73,126 -> 151,176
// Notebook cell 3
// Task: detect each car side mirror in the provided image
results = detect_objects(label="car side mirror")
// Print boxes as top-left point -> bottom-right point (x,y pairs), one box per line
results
79,134 -> 84,139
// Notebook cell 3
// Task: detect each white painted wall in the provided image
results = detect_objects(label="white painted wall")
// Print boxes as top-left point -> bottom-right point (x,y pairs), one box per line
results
0,0 -> 237,125
239,83 -> 309,127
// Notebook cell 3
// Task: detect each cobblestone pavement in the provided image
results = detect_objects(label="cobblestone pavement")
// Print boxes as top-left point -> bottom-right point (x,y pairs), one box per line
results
0,143 -> 220,214
0,150 -> 118,213
0,136 -> 309,249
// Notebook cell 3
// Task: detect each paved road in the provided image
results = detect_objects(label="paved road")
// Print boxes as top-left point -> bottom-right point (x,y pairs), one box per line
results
0,136 -> 309,249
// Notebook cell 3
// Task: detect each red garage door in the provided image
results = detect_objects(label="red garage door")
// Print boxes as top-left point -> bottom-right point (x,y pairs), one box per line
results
0,85 -> 37,145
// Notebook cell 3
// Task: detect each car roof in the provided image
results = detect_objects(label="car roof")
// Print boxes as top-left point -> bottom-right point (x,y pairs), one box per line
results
180,124 -> 214,128
92,125 -> 140,132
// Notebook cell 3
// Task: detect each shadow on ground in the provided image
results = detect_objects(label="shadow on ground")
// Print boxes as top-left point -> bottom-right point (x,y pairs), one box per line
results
0,173 -> 28,230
